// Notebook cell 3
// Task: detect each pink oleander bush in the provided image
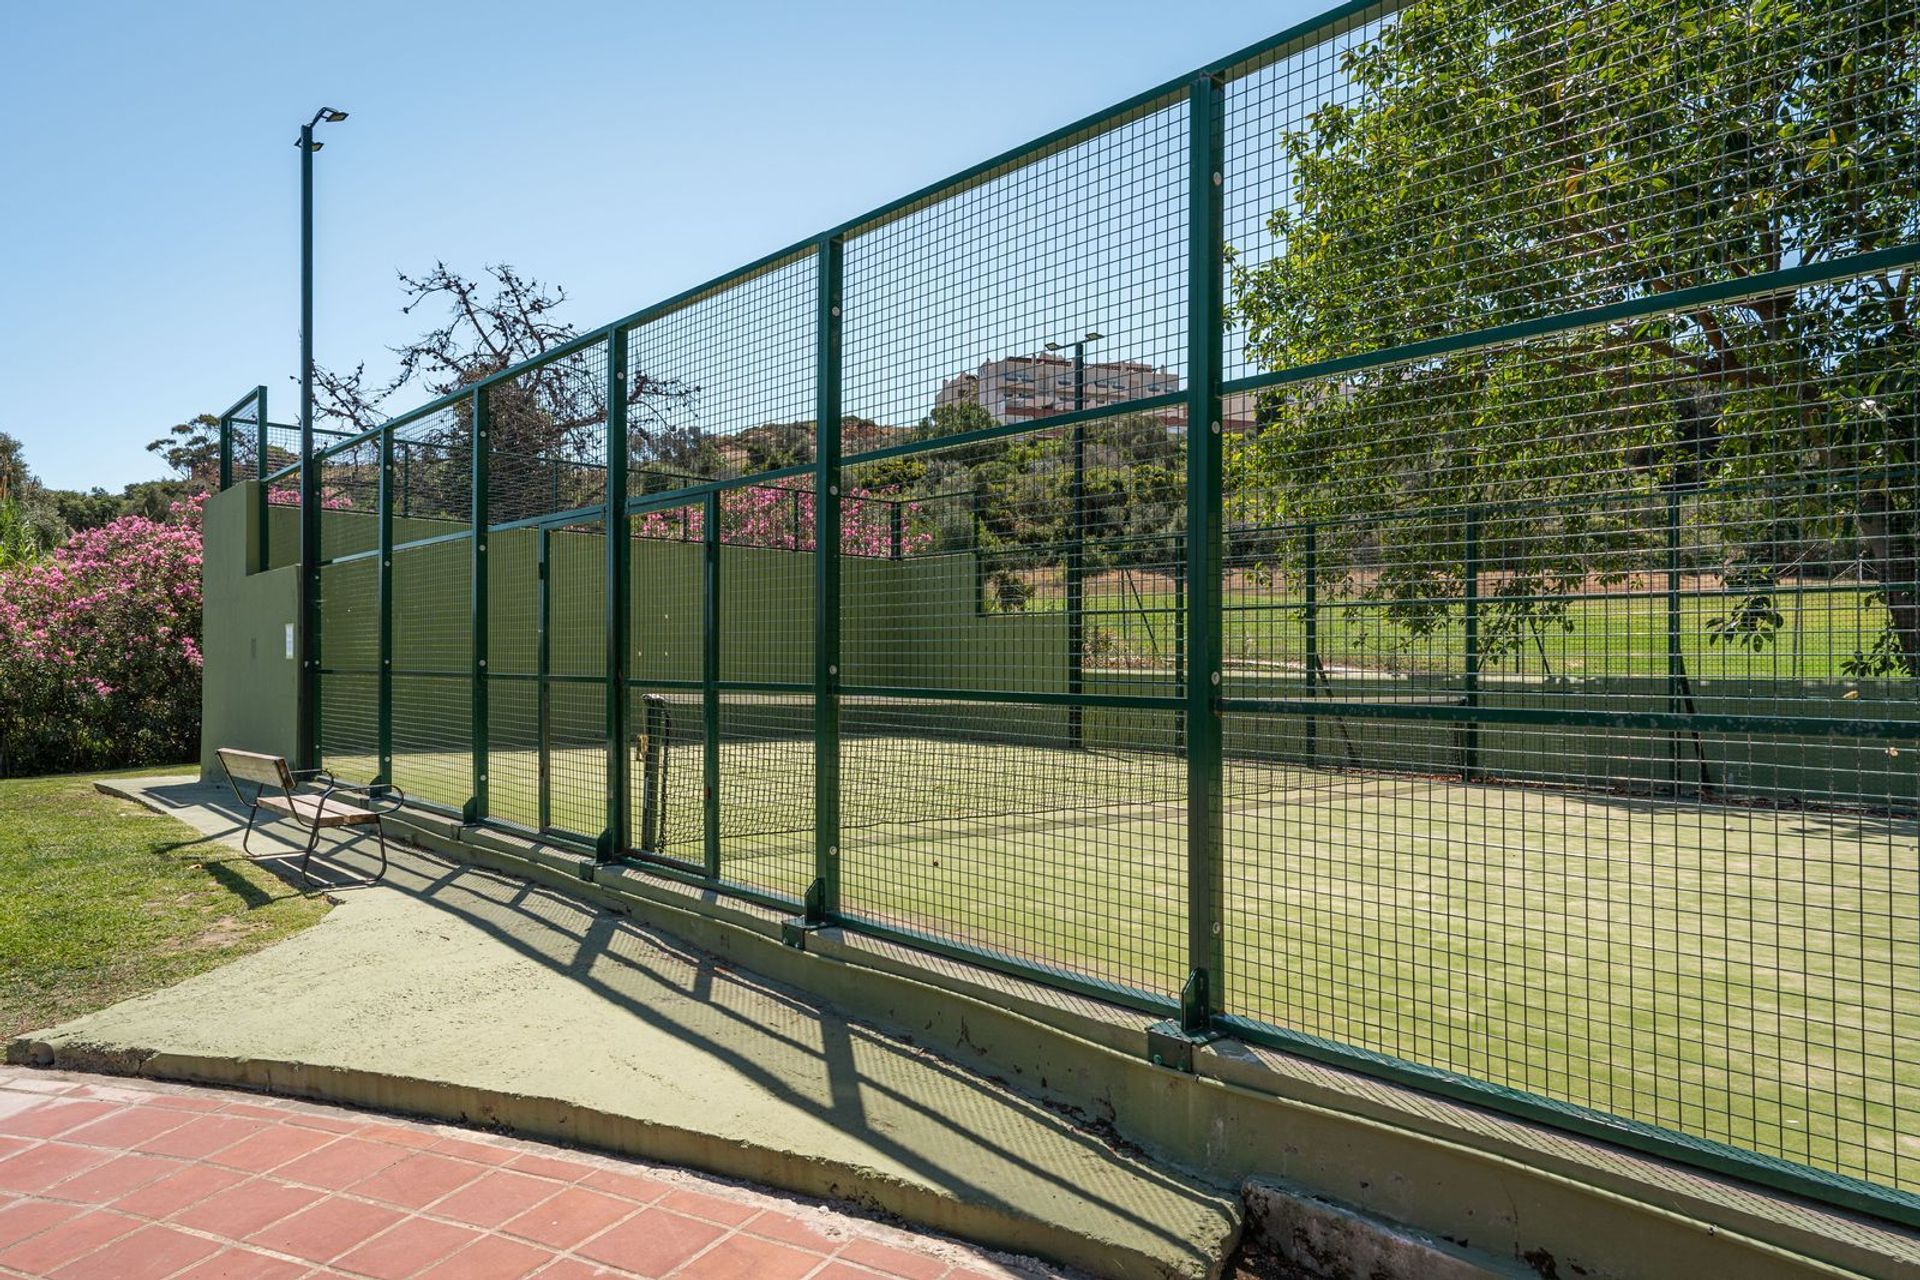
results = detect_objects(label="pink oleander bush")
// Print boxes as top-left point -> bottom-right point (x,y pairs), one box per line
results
0,495 -> 204,775
634,484 -> 933,557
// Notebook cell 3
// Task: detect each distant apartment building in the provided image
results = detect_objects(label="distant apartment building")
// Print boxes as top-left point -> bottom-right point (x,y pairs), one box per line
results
936,353 -> 1255,431
937,354 -> 1183,424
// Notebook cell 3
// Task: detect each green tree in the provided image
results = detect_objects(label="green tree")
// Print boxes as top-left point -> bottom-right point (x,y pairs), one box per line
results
1230,0 -> 1920,671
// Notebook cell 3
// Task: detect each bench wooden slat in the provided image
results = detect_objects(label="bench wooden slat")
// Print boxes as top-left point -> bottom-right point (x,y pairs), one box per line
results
257,794 -> 379,828
217,748 -> 295,790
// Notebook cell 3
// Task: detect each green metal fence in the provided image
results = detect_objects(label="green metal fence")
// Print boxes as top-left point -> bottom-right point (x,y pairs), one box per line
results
218,0 -> 1920,1225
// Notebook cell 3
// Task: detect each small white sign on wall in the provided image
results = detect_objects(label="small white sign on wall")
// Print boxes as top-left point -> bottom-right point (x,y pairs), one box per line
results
285,623 -> 296,660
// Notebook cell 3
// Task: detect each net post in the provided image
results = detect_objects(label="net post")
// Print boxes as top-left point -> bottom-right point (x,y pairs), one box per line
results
218,411 -> 233,492
703,489 -> 721,877
467,386 -> 490,825
811,233 -> 844,927
376,426 -> 394,792
604,324 -> 632,860
1182,70 -> 1226,1036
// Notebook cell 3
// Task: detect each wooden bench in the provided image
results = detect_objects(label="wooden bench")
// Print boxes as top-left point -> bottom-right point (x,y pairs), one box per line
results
215,749 -> 404,885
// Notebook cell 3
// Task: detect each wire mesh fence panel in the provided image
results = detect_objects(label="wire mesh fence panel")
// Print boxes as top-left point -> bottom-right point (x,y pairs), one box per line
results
624,254 -> 817,497
629,502 -> 706,864
715,482 -> 815,688
233,0 -> 1920,1219
713,691 -> 812,902
842,100 -> 1190,454
546,520 -> 608,842
1219,276 -> 1920,1191
392,536 -> 474,811
393,404 -> 474,535
837,419 -> 1189,995
221,393 -> 262,486
487,341 -> 610,526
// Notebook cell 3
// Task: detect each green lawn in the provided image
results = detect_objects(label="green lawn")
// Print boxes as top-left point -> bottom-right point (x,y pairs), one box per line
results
335,733 -> 1919,1193
0,770 -> 332,1039
1052,575 -> 1897,681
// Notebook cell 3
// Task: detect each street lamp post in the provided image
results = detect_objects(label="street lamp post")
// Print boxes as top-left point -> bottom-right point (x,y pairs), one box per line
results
297,107 -> 347,770
1045,331 -> 1102,749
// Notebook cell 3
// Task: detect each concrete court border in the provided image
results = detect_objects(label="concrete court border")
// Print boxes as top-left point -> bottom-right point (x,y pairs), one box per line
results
41,779 -> 1920,1280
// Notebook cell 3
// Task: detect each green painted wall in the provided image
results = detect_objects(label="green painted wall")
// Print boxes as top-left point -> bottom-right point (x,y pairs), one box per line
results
199,483 -> 302,778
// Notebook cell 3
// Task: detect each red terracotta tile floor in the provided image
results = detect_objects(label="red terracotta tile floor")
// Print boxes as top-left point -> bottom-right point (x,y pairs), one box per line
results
0,1068 -> 1069,1280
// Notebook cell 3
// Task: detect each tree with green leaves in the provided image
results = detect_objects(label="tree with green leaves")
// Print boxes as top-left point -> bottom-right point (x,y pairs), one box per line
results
1230,0 -> 1919,673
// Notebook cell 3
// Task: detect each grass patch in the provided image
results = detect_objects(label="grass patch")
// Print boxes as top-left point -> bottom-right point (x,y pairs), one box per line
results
0,770 -> 332,1038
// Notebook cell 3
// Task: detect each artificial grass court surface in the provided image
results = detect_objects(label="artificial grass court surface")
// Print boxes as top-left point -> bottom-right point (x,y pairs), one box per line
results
342,734 -> 1919,1192
0,769 -> 331,1039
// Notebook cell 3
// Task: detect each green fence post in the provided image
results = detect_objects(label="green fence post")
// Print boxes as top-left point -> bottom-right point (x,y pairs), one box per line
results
604,325 -> 631,859
1303,521 -> 1318,765
468,386 -> 490,824
807,233 -> 844,930
1067,419 -> 1086,749
537,526 -> 552,831
1666,483 -> 1684,792
218,412 -> 234,492
703,489 -> 721,878
1463,504 -> 1480,780
1181,70 -> 1226,1036
377,427 -> 394,791
255,389 -> 270,574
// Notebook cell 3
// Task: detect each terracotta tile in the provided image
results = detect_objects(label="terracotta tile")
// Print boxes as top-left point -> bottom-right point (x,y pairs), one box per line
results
246,1196 -> 407,1264
175,1179 -> 324,1238
503,1151 -> 586,1182
500,1185 -> 632,1250
0,1100 -> 117,1139
577,1208 -> 725,1277
0,1198 -> 83,1248
138,1093 -> 227,1113
64,1084 -> 154,1106
348,1151 -> 486,1212
354,1123 -> 443,1151
275,1138 -> 409,1190
809,1265 -> 888,1280
208,1124 -> 339,1174
0,1075 -> 82,1096
431,1170 -> 560,1229
46,1221 -> 223,1280
576,1167 -> 669,1206
281,1111 -> 363,1135
0,1093 -> 50,1123
0,1142 -> 110,1193
0,1134 -> 32,1161
41,1153 -> 179,1204
655,1187 -> 759,1227
60,1108 -> 193,1151
425,1136 -> 516,1167
676,1233 -> 824,1280
742,1210 -> 847,1252
216,1102 -> 298,1122
412,1233 -> 550,1280
110,1162 -> 249,1219
169,1246 -> 312,1279
136,1114 -> 263,1159
0,1207 -> 141,1273
527,1259 -> 625,1279
837,1237 -> 949,1280
331,1215 -> 478,1279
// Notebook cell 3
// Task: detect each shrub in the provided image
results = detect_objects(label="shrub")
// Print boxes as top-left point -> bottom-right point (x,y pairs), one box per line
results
0,496 -> 203,775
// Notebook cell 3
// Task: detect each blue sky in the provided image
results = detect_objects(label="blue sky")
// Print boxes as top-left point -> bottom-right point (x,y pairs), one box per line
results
0,1 -> 1319,492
